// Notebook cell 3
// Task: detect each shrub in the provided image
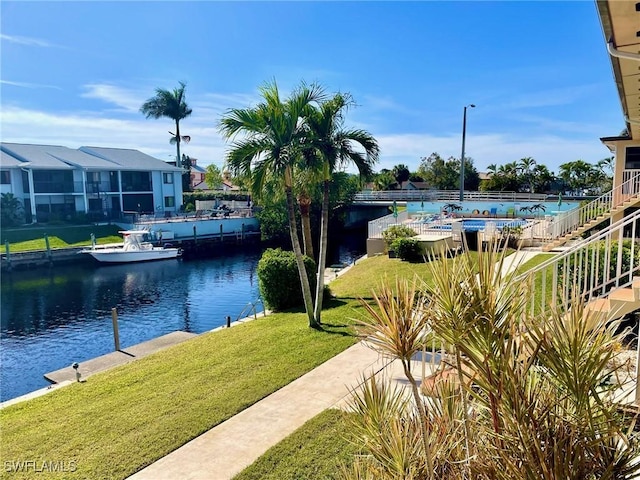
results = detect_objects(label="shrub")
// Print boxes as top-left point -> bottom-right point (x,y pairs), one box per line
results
391,237 -> 421,261
257,248 -> 316,311
559,240 -> 640,295
382,225 -> 416,248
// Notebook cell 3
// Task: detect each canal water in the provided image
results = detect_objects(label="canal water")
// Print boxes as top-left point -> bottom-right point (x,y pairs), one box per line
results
1,250 -> 264,402
0,234 -> 366,402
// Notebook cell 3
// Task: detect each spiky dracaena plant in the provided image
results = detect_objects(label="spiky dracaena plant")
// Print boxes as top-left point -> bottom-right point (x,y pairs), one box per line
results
355,278 -> 434,478
426,245 -> 640,479
345,245 -> 640,479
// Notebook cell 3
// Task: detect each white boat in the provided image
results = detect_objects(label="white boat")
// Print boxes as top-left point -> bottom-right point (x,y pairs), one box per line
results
83,230 -> 180,263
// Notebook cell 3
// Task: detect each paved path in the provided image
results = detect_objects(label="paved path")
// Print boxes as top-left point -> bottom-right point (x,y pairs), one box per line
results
128,249 -> 542,480
127,342 -> 393,480
497,249 -> 542,278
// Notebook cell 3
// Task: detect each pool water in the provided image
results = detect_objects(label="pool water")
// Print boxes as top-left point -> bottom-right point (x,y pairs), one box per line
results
430,219 -> 528,232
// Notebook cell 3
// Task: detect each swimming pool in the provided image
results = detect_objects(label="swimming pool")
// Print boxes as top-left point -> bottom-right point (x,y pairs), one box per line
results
431,219 -> 528,232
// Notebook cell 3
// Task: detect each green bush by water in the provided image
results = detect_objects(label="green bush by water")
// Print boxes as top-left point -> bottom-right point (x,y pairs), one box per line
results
257,248 -> 316,311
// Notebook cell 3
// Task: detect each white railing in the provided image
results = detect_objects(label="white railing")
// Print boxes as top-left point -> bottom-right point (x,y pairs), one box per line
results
547,170 -> 640,242
368,211 -> 409,238
514,208 -> 640,315
355,190 -> 548,202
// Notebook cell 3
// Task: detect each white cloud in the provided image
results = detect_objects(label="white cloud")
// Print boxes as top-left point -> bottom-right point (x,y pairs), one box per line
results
0,105 -> 229,166
1,82 -> 613,178
0,33 -> 58,48
372,132 -> 610,175
0,80 -> 61,90
81,84 -> 146,113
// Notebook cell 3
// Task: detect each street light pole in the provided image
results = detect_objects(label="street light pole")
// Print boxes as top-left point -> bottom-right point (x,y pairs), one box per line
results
459,104 -> 475,202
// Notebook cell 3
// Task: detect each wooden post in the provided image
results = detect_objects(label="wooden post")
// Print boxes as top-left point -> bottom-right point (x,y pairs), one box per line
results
226,315 -> 231,328
193,225 -> 197,245
111,308 -> 121,351
91,233 -> 96,248
220,224 -> 224,242
44,233 -> 52,263
4,240 -> 11,271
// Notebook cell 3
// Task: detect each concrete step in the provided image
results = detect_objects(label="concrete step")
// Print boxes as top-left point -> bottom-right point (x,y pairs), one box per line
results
584,286 -> 640,321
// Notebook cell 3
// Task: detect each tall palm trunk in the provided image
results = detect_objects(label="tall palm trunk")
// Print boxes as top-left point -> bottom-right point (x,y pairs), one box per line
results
313,178 -> 330,323
297,191 -> 314,258
175,120 -> 181,166
285,169 -> 319,328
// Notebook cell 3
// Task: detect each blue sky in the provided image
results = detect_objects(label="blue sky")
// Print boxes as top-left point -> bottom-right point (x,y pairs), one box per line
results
0,1 -> 623,175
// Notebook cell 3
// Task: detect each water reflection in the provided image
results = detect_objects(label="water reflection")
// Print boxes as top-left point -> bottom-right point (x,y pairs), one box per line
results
1,250 -> 262,401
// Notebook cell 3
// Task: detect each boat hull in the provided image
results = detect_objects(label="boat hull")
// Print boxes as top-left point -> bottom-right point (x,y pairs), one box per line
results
85,248 -> 180,264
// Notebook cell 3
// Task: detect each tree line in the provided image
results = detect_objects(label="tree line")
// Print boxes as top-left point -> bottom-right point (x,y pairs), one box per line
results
371,155 -> 614,196
140,80 -> 614,330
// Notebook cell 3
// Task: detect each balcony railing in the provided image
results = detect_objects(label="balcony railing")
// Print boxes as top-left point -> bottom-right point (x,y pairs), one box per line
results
355,190 -> 548,203
33,181 -> 84,194
514,208 -> 640,315
546,170 -> 640,242
86,182 -> 118,194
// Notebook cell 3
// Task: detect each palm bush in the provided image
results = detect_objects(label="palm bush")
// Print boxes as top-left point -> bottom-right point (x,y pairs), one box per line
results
382,225 -> 416,249
344,245 -> 640,480
391,237 -> 422,261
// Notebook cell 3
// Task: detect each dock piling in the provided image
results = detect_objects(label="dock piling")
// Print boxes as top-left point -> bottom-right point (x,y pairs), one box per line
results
4,240 -> 11,271
226,316 -> 231,328
111,308 -> 121,351
44,233 -> 52,263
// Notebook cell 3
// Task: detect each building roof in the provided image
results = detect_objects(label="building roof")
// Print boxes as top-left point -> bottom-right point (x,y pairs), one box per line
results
400,180 -> 430,190
0,143 -> 76,170
191,163 -> 206,173
80,146 -> 182,171
0,149 -> 27,168
596,0 -> 640,141
0,142 -> 183,172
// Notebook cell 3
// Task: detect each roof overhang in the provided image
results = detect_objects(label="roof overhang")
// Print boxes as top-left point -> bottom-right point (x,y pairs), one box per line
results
596,0 -> 640,141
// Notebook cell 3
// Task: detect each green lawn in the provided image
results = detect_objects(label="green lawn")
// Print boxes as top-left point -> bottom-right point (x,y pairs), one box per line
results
511,253 -> 556,314
233,409 -> 358,480
330,253 -> 458,300
0,251 -> 493,480
0,306 -> 359,480
1,224 -> 123,252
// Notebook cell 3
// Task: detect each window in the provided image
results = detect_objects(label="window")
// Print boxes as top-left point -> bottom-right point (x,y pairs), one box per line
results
87,172 -> 100,183
625,147 -> 640,170
164,196 -> 175,208
121,171 -> 152,191
0,171 -> 10,184
163,173 -> 173,184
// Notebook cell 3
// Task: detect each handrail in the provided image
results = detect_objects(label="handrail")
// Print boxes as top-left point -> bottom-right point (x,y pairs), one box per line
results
546,170 -> 640,242
513,208 -> 640,314
235,300 -> 264,322
368,211 -> 409,238
355,190 -> 548,202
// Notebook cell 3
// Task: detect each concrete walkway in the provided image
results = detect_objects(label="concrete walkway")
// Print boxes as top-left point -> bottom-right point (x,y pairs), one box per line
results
127,342 -> 393,480
497,249 -> 543,278
128,249 -> 542,480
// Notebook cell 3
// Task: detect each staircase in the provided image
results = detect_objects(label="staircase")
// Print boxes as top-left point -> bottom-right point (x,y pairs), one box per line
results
542,170 -> 640,252
514,208 -> 640,322
585,277 -> 640,321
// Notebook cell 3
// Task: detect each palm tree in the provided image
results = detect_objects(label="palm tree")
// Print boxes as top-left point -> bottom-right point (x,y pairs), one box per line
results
219,80 -> 324,328
518,157 -> 536,193
140,82 -> 193,167
302,93 -> 379,323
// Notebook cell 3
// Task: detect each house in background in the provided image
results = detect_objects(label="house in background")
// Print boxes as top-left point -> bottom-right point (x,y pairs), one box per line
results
0,143 -> 183,223
189,159 -> 206,190
400,180 -> 429,190
596,0 -> 640,226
